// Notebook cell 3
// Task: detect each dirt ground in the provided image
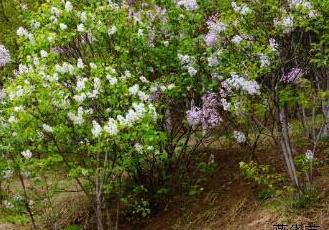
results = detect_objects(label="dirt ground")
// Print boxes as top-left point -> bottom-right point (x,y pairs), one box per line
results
140,141 -> 329,230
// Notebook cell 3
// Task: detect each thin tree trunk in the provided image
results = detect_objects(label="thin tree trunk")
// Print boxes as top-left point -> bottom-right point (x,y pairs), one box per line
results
18,173 -> 38,230
95,152 -> 104,230
278,107 -> 300,189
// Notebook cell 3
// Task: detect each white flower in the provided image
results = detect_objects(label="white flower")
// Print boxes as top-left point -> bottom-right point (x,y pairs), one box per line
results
139,76 -> 148,83
59,23 -> 68,30
305,149 -> 314,161
93,77 -> 101,90
137,29 -> 144,37
80,11 -> 87,22
89,62 -> 97,69
124,70 -> 132,78
178,53 -> 191,65
33,57 -> 40,66
106,75 -> 118,85
77,58 -> 84,69
77,24 -> 85,32
42,124 -> 53,133
91,120 -> 102,137
21,150 -> 32,159
231,35 -> 243,45
73,93 -> 86,103
232,2 -> 252,15
31,20 -> 40,29
134,143 -> 143,153
176,0 -> 198,11
40,50 -> 48,58
187,66 -> 197,76
207,54 -> 219,67
138,91 -> 149,101
258,53 -> 270,67
17,27 -> 28,37
233,131 -> 246,143
8,116 -> 17,123
51,6 -> 61,17
283,16 -> 293,28
224,73 -> 260,95
76,77 -> 87,91
65,1 -> 73,12
108,26 -> 117,35
68,107 -> 85,125
128,84 -> 140,95
104,118 -> 118,136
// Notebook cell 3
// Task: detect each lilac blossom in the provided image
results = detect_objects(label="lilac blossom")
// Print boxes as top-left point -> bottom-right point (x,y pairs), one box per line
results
204,16 -> 226,47
204,32 -> 218,47
223,73 -> 260,95
186,92 -> 223,131
176,0 -> 198,11
231,35 -> 243,45
0,45 -> 10,67
231,2 -> 252,15
186,106 -> 202,126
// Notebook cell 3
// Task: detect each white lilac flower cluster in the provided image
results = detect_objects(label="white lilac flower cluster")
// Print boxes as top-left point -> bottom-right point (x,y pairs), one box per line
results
273,15 -> 294,33
204,16 -> 227,47
16,27 -> 35,44
42,124 -> 53,133
231,2 -> 252,15
233,131 -> 246,143
89,102 -> 156,138
222,73 -> 260,96
0,45 -> 10,67
178,53 -> 197,76
68,107 -> 86,125
128,84 -> 150,101
258,53 -> 271,68
231,35 -> 244,45
55,62 -> 75,75
176,0 -> 198,11
21,150 -> 32,159
289,0 -> 317,18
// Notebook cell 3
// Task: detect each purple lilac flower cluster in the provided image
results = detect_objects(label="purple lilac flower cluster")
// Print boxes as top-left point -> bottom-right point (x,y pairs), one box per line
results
204,16 -> 227,47
186,92 -> 222,131
0,45 -> 10,67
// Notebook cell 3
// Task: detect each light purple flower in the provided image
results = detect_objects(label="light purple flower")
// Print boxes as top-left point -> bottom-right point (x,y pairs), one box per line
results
0,45 -> 10,67
204,16 -> 226,47
186,106 -> 202,126
186,92 -> 223,131
204,32 -> 218,47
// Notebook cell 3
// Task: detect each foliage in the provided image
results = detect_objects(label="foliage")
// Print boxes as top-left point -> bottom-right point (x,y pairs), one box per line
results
0,0 -> 329,228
